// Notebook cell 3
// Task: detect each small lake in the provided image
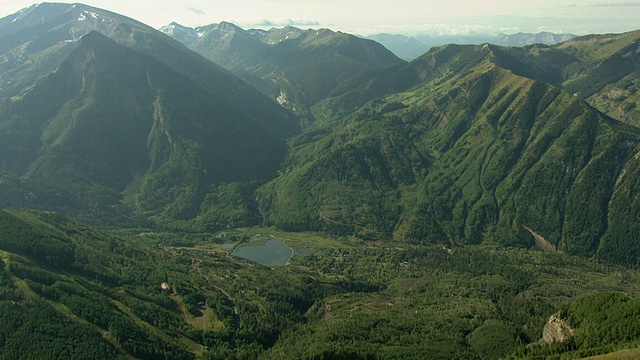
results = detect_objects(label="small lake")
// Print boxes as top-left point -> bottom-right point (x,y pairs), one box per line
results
232,238 -> 292,266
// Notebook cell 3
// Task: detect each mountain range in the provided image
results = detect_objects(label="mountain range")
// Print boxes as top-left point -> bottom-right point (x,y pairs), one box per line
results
0,3 -> 638,264
1,3 -> 640,359
159,23 -> 640,265
159,21 -> 576,62
161,21 -> 405,123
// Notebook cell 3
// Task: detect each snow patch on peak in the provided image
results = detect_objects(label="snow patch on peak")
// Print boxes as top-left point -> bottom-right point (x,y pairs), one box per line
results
159,24 -> 176,35
77,11 -> 99,22
276,89 -> 288,105
159,22 -> 200,44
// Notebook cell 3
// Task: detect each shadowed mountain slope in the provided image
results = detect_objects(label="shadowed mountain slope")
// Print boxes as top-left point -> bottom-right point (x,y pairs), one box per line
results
0,5 -> 299,228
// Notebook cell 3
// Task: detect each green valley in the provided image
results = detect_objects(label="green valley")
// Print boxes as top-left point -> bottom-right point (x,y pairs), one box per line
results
1,209 -> 640,359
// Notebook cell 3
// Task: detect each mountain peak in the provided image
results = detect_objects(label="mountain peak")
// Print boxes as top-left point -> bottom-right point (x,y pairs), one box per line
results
218,21 -> 241,29
75,29 -> 132,60
78,29 -> 108,43
158,21 -> 199,44
248,25 -> 305,44
281,25 -> 302,31
0,2 -> 70,31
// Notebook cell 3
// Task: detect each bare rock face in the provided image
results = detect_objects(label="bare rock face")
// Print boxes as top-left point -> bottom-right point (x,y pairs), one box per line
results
540,314 -> 574,344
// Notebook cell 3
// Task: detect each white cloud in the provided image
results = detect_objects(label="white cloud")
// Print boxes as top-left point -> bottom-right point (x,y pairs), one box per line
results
593,2 -> 640,6
247,18 -> 321,29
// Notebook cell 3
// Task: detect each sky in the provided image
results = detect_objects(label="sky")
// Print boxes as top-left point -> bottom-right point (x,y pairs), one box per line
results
1,1 -> 639,36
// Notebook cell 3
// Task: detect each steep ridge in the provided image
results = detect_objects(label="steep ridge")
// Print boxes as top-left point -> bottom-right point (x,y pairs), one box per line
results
0,3 -> 299,228
248,26 -> 305,45
469,31 -> 640,127
187,22 -> 269,72
257,43 -> 640,265
562,31 -> 640,127
0,2 -> 182,97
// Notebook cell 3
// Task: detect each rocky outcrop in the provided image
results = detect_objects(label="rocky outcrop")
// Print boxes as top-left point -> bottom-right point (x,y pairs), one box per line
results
540,314 -> 574,344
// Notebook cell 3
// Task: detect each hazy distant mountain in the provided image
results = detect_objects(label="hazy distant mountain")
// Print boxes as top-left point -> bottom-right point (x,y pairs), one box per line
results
365,31 -> 577,60
0,4 -> 298,227
365,33 -> 432,60
501,32 -> 575,46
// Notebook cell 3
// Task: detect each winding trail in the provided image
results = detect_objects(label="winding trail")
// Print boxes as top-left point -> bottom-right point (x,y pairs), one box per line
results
190,259 -> 240,326
211,284 -> 238,316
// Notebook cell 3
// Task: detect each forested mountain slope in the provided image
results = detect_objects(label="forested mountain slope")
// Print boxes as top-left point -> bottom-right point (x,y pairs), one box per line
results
257,43 -> 640,265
